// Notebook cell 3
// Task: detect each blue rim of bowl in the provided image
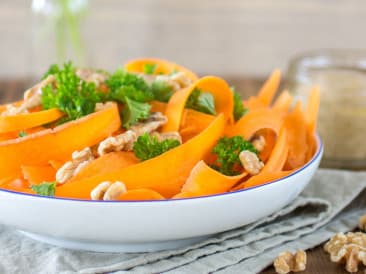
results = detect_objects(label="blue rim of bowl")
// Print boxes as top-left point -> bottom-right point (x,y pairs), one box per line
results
0,135 -> 323,203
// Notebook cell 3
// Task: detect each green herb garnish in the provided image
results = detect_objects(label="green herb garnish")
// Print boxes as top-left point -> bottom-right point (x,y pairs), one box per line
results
41,62 -> 105,122
122,97 -> 151,128
105,69 -> 153,103
31,182 -> 56,196
133,133 -> 180,161
211,136 -> 257,175
42,64 -> 60,80
186,88 -> 216,115
151,80 -> 174,102
231,87 -> 247,121
18,131 -> 27,137
143,63 -> 157,75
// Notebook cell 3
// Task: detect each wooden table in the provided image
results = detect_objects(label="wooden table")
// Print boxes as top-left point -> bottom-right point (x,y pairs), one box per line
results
0,78 -> 360,274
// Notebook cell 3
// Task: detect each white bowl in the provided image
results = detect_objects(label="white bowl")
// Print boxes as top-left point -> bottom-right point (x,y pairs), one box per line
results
0,136 -> 323,252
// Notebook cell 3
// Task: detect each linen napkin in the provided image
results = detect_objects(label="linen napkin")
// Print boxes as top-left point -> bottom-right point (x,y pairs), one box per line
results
0,169 -> 365,274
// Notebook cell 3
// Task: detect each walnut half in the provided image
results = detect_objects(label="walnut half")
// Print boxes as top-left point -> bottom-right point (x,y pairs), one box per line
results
273,250 -> 307,274
324,232 -> 366,273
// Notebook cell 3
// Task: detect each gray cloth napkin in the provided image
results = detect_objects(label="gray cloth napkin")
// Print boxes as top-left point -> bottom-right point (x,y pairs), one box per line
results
0,169 -> 366,274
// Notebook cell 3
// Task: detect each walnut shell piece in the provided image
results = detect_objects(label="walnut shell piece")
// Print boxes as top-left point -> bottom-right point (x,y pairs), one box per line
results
324,232 -> 366,273
273,250 -> 307,274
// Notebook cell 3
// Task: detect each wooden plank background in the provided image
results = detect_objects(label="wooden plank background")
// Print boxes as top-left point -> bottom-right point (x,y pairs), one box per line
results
1,0 -> 366,79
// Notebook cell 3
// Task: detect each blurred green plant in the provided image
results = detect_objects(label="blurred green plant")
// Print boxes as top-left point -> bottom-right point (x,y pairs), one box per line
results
32,0 -> 88,65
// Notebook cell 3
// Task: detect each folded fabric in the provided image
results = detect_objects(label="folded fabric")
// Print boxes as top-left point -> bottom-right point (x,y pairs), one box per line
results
0,169 -> 365,274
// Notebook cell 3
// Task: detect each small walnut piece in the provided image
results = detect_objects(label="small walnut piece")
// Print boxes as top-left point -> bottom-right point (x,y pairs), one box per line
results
1,75 -> 55,116
97,112 -> 169,156
130,112 -> 168,136
76,68 -> 107,86
95,101 -> 114,112
324,232 -> 366,273
90,181 -> 111,200
91,181 -> 127,201
151,131 -> 182,144
155,72 -> 193,91
97,130 -> 137,156
103,181 -> 127,200
359,215 -> 366,231
239,150 -> 264,175
56,147 -> 94,183
273,250 -> 307,274
252,135 -> 266,152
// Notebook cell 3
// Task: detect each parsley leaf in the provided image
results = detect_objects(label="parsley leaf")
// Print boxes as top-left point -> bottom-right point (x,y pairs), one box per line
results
18,131 -> 27,137
133,133 -> 180,161
186,88 -> 216,115
143,63 -> 157,75
151,80 -> 174,102
41,62 -> 105,122
42,64 -> 60,79
231,87 -> 247,121
211,136 -> 257,175
31,182 -> 56,196
122,97 -> 151,128
105,69 -> 153,103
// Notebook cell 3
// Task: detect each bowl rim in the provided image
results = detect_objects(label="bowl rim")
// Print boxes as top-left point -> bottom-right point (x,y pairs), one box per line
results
0,135 -> 323,204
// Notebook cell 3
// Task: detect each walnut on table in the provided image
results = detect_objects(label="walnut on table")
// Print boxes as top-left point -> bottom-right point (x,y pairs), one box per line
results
358,215 -> 366,231
324,232 -> 366,273
273,250 -> 307,274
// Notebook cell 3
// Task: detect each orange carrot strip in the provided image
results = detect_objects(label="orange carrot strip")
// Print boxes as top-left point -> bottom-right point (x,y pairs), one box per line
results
256,129 -> 277,162
49,160 -> 65,170
272,90 -> 292,113
21,165 -> 56,185
180,110 -> 215,142
0,108 -> 63,134
261,126 -> 288,173
243,69 -> 281,109
172,160 -> 246,198
150,100 -> 215,142
283,103 -> 308,170
226,108 -> 283,140
125,58 -> 198,81
0,103 -> 121,178
233,171 -> 291,190
56,114 -> 225,199
150,100 -> 167,113
305,86 -> 320,134
257,69 -> 281,106
117,189 -> 165,201
0,178 -> 32,194
163,76 -> 234,132
68,151 -> 139,183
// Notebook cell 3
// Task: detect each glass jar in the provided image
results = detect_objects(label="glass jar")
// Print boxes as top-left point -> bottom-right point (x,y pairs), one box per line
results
286,49 -> 366,169
30,0 -> 90,78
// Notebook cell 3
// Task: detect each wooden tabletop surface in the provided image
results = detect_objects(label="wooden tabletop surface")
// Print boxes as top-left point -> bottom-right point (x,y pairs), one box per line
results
0,78 -> 360,274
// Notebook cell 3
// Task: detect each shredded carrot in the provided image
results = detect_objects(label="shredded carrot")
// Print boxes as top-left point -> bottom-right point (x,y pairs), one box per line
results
0,103 -> 121,179
0,60 -> 320,200
21,164 -> 56,185
272,90 -> 293,113
117,189 -> 165,201
125,57 -> 198,81
305,86 -> 320,134
162,76 -> 234,132
56,114 -> 226,199
172,160 -> 246,198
